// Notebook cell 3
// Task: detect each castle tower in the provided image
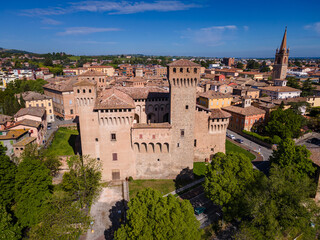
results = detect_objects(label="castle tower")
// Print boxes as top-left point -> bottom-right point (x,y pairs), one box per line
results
272,27 -> 290,80
167,59 -> 201,170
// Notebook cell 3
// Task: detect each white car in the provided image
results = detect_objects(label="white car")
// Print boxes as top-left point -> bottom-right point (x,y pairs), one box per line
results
229,134 -> 235,140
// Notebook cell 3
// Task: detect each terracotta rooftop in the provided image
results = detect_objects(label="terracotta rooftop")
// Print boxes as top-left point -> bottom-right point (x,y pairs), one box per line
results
210,108 -> 231,119
132,122 -> 172,129
199,90 -> 232,99
10,119 -> 41,128
94,88 -> 135,110
79,70 -> 107,77
17,91 -> 52,101
0,129 -> 29,140
260,86 -> 302,93
116,86 -> 169,100
43,77 -> 79,92
167,59 -> 200,67
0,114 -> 12,125
309,148 -> 320,167
88,65 -> 113,68
222,105 -> 266,116
13,137 -> 36,147
14,107 -> 46,118
73,79 -> 96,87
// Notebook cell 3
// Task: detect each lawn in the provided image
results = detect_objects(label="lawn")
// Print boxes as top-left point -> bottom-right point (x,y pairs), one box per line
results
226,140 -> 255,161
129,179 -> 176,199
46,127 -> 79,156
193,162 -> 209,178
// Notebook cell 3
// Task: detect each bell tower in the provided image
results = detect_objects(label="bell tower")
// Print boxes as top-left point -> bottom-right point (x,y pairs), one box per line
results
167,59 -> 200,170
273,27 -> 290,80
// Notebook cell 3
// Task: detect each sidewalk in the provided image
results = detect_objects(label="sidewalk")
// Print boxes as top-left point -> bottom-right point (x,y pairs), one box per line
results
164,177 -> 205,197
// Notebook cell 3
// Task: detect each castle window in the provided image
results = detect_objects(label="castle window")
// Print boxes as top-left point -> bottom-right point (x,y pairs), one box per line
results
70,109 -> 73,114
95,138 -> 98,142
97,158 -> 100,161
111,133 -> 116,141
180,68 -> 183,73
112,170 -> 120,180
112,153 -> 118,161
177,143 -> 180,147
180,129 -> 185,137
185,105 -> 189,109
83,89 -> 86,93
77,89 -> 80,93
194,68 -> 197,73
194,139 -> 197,147
89,89 -> 92,93
173,68 -> 176,73
157,159 -> 160,162
187,68 -> 190,73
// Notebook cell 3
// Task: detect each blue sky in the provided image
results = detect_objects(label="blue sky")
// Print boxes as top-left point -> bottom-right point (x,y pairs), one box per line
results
0,0 -> 319,57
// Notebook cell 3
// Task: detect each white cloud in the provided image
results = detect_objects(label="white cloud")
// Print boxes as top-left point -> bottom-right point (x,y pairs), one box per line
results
41,18 -> 62,25
21,1 -> 201,16
57,27 -> 121,35
182,25 -> 238,46
304,22 -> 320,35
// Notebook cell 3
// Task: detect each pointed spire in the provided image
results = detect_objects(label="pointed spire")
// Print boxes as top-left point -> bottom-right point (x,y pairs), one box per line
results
280,26 -> 287,51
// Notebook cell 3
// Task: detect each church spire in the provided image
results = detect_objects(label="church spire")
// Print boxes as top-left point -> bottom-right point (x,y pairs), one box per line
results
280,27 -> 287,51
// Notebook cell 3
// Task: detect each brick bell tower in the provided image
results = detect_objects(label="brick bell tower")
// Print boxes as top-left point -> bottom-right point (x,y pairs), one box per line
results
167,59 -> 201,171
273,27 -> 290,80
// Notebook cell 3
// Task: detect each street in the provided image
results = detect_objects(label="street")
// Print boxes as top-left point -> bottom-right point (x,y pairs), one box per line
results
227,129 -> 273,161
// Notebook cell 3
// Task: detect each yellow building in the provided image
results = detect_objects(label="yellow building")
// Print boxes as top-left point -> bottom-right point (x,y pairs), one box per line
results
307,96 -> 320,107
198,90 -> 233,109
19,91 -> 55,122
87,65 -> 115,76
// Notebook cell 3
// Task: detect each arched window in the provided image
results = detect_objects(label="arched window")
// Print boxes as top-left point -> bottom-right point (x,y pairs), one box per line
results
173,68 -> 176,73
83,89 -> 86,93
194,68 -> 198,73
180,68 -> 183,73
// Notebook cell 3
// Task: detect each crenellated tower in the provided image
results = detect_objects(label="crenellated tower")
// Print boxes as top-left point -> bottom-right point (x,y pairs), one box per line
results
273,27 -> 290,80
167,59 -> 201,170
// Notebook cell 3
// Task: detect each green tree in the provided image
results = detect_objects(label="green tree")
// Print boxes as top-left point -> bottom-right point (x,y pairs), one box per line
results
14,156 -> 52,227
301,79 -> 316,97
62,155 -> 101,207
236,62 -> 244,69
265,108 -> 304,139
0,155 -> 17,207
286,76 -> 300,89
203,152 -> 255,219
0,204 -> 21,240
28,198 -> 90,240
115,188 -> 202,240
246,60 -> 260,69
269,138 -> 315,177
235,166 -> 318,240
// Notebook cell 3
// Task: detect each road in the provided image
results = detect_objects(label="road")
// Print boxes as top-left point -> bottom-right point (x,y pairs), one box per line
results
227,129 -> 273,161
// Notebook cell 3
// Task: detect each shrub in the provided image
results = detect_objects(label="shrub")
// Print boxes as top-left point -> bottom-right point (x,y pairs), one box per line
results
242,130 -> 273,144
128,176 -> 133,182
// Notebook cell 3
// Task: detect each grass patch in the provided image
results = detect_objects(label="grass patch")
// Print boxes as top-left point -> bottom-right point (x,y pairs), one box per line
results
46,127 -> 79,156
226,140 -> 255,161
193,162 -> 208,178
129,179 -> 176,199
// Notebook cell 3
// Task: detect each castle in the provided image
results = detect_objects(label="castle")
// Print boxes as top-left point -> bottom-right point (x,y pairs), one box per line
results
74,59 -> 230,181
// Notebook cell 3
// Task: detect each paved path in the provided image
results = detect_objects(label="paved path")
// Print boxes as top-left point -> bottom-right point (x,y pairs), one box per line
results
84,184 -> 124,240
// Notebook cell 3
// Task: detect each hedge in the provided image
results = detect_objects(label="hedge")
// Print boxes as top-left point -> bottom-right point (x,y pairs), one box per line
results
242,130 -> 273,144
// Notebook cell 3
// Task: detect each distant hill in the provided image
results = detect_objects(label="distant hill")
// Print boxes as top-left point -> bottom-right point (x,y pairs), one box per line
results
0,47 -> 33,54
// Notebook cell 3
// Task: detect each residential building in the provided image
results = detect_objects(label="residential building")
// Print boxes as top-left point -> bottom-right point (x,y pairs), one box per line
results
0,129 -> 29,156
0,114 -> 13,130
259,86 -> 301,99
87,65 -> 115,76
198,91 -> 233,109
222,57 -> 235,67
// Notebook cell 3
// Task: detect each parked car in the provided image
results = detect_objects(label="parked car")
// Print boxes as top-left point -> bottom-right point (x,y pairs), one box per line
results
228,134 -> 235,140
194,206 -> 206,215
235,138 -> 244,144
47,123 -> 52,130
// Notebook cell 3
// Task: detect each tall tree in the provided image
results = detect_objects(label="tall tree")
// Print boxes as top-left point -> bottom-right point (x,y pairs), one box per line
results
14,156 -> 52,227
0,204 -> 21,240
62,155 -> 101,208
301,79 -> 316,97
115,188 -> 202,240
265,108 -> 304,139
0,155 -> 17,207
269,138 -> 315,177
203,152 -> 255,219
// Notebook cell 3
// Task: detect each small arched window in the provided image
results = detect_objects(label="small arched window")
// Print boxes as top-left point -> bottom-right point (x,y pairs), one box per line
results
187,68 -> 190,73
173,68 -> 176,73
83,89 -> 86,93
194,68 -> 198,73
77,89 -> 80,93
89,89 -> 92,93
180,68 -> 183,73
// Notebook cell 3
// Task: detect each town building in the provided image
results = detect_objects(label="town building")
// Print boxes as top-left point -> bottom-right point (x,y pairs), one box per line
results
198,91 -> 233,109
19,91 -> 54,122
222,57 -> 235,67
0,114 -> 14,130
75,59 -> 230,181
87,65 -> 115,76
0,129 -> 30,156
223,98 -> 266,132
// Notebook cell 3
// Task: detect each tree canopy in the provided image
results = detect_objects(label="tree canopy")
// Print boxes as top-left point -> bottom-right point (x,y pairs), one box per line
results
265,108 -> 304,139
269,138 -> 315,177
203,152 -> 255,219
0,155 -> 17,207
115,188 -> 202,240
0,204 -> 21,240
14,156 -> 52,227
